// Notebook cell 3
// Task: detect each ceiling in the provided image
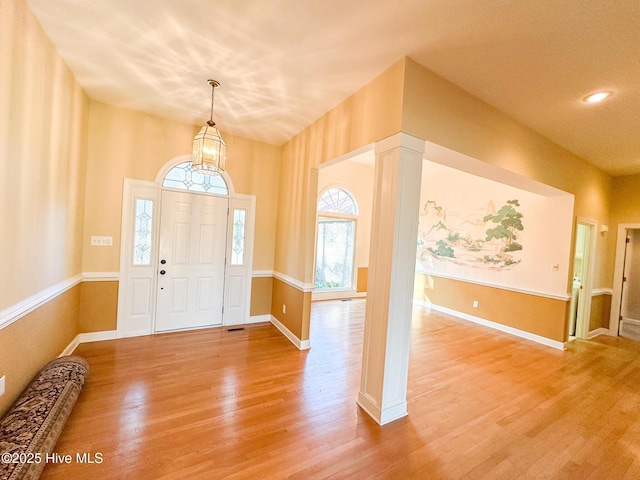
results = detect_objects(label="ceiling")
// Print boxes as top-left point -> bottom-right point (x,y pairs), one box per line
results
27,0 -> 640,176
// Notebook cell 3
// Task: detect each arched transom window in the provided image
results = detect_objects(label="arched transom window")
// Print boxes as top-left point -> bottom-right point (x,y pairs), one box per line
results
317,187 -> 358,215
162,161 -> 228,195
315,188 -> 358,290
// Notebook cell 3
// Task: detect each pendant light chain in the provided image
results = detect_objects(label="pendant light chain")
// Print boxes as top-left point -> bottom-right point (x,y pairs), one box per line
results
209,82 -> 215,126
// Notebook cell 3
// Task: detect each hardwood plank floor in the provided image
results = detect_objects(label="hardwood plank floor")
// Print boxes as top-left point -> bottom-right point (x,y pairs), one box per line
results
40,300 -> 640,479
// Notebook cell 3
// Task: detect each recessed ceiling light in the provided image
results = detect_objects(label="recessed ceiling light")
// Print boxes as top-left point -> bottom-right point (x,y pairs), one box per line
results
582,91 -> 613,103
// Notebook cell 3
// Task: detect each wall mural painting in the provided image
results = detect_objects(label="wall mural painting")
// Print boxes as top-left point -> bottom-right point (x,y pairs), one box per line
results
417,198 -> 524,270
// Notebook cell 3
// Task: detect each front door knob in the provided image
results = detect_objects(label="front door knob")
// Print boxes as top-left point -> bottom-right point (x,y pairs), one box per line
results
160,270 -> 166,275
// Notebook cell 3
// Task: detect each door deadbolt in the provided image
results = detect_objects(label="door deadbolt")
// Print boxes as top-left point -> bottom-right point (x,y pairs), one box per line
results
160,259 -> 166,265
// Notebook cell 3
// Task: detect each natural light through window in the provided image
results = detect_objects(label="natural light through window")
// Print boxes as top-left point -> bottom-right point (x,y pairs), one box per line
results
133,198 -> 153,265
231,209 -> 246,265
315,188 -> 358,289
162,161 -> 228,195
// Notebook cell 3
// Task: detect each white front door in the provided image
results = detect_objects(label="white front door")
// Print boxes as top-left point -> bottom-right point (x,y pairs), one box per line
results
155,190 -> 228,332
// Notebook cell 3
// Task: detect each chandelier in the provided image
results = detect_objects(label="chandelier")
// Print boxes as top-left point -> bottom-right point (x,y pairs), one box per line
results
192,79 -> 226,173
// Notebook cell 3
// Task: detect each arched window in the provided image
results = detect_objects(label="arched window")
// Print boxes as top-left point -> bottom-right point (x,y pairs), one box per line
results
315,188 -> 358,289
317,187 -> 358,215
162,161 -> 228,195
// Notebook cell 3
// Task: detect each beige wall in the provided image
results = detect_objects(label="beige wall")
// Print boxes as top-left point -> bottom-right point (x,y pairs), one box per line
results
590,294 -> 611,331
1,1 -> 282,410
79,281 -> 118,332
1,0 -> 89,310
0,0 -> 89,415
82,101 -> 281,273
2,1 -> 627,400
81,101 -> 196,272
223,135 -> 281,271
356,267 -> 368,293
275,60 -> 406,283
401,57 -> 614,340
611,174 -> 640,223
415,274 -> 568,342
271,279 -> 311,341
272,60 -> 405,340
605,174 -> 640,327
402,58 -> 613,290
250,277 -> 273,317
274,57 -> 615,343
0,286 -> 81,417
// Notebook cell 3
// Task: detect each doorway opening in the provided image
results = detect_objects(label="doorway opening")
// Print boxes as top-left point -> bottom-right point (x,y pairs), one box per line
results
610,224 -> 640,340
315,187 -> 359,290
311,149 -> 375,303
568,219 -> 596,340
116,156 -> 255,338
618,229 -> 640,340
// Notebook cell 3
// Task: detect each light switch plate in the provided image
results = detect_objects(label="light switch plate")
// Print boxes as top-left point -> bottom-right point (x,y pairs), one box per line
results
91,236 -> 113,246
0,376 -> 5,397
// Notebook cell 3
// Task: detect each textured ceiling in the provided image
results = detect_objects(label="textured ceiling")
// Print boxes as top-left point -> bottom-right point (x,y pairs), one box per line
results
27,0 -> 640,176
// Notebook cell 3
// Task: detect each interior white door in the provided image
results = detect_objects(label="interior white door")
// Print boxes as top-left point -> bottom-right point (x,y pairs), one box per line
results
155,190 -> 228,332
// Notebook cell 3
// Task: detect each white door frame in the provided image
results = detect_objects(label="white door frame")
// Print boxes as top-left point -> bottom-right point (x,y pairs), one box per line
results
116,179 -> 160,338
610,223 -> 640,336
574,218 -> 597,339
116,155 -> 255,337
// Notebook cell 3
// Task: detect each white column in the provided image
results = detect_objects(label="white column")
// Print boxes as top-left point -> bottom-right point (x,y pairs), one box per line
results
357,132 -> 424,425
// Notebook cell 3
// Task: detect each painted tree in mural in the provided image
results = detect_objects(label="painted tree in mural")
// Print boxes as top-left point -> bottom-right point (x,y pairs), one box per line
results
483,199 -> 524,253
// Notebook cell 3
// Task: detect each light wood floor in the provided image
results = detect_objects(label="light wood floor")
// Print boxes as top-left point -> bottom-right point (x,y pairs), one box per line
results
41,300 -> 640,479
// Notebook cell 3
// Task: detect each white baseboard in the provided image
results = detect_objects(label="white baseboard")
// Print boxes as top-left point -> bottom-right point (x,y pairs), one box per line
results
58,317 -> 309,357
588,327 -> 610,339
79,330 -> 117,343
414,300 -> 566,350
356,392 -> 407,426
247,314 -> 272,324
58,316 -> 310,358
270,316 -> 311,350
59,335 -> 81,357
59,330 -> 117,356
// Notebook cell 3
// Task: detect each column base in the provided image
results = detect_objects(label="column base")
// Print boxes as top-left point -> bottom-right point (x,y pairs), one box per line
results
357,392 -> 408,425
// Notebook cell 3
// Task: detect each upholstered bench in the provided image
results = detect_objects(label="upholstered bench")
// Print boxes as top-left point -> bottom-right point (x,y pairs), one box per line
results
0,356 -> 89,480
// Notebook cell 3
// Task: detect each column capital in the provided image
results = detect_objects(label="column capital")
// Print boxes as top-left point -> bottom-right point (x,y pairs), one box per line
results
375,132 -> 425,156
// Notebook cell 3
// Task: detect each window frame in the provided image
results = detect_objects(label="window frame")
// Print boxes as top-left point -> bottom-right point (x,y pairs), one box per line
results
314,187 -> 359,291
161,161 -> 229,197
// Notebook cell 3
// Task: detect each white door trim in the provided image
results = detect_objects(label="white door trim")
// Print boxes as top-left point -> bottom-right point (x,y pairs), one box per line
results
224,194 -> 256,326
154,154 -> 236,195
610,223 -> 640,336
116,180 -> 160,338
117,157 -> 255,337
574,218 -> 597,339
